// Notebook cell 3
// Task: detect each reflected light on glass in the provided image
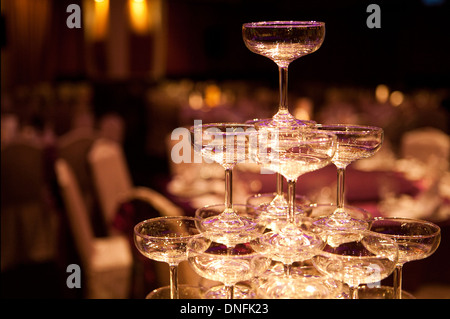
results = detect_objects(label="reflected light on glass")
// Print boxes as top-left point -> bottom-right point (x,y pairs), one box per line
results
390,91 -> 404,107
375,84 -> 389,104
305,284 -> 318,294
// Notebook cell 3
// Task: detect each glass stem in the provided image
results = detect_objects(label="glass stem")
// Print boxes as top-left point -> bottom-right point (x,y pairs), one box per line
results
224,168 -> 233,211
276,173 -> 283,196
283,263 -> 292,277
226,285 -> 234,299
169,264 -> 178,299
393,264 -> 403,299
349,285 -> 359,299
278,66 -> 289,113
269,173 -> 286,209
287,179 -> 296,224
336,167 -> 346,210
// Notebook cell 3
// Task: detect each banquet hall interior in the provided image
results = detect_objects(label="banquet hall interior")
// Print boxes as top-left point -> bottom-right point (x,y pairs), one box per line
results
1,0 -> 449,299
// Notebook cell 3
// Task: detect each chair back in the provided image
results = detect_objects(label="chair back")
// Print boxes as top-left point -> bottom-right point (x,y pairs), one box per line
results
88,138 -> 133,229
1,138 -> 55,270
55,159 -> 94,269
58,128 -> 97,212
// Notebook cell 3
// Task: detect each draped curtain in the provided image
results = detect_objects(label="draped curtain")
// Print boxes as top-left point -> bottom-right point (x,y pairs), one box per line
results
4,0 -> 52,86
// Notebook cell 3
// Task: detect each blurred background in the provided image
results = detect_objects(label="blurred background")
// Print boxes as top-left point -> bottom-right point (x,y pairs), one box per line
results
1,0 -> 449,298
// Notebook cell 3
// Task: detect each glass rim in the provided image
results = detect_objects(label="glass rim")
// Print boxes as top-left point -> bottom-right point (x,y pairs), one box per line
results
247,191 -> 311,201
195,203 -> 259,217
189,123 -> 257,135
134,216 -> 199,241
258,128 -> 337,143
315,124 -> 384,135
258,126 -> 336,135
370,217 -> 441,239
187,233 -> 267,258
243,21 -> 325,28
245,117 -> 317,128
196,203 -> 257,210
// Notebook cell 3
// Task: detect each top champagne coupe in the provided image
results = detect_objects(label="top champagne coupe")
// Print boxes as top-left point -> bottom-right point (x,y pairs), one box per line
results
242,21 -> 325,128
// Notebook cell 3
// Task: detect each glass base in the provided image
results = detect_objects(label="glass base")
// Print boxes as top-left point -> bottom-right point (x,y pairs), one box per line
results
313,214 -> 369,232
256,226 -> 323,265
257,273 -> 342,299
247,192 -> 312,232
201,214 -> 258,232
309,203 -> 373,221
357,286 -> 415,299
271,110 -> 314,129
248,115 -> 315,130
145,284 -> 203,299
200,215 -> 265,246
254,262 -> 342,299
257,203 -> 311,232
196,204 -> 266,246
202,283 -> 256,299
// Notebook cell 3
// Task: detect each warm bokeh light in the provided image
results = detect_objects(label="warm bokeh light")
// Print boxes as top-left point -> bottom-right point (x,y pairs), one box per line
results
83,0 -> 109,40
128,0 -> 151,34
390,90 -> 404,107
375,84 -> 390,104
189,91 -> 203,110
293,97 -> 313,120
204,84 -> 221,108
94,0 -> 109,40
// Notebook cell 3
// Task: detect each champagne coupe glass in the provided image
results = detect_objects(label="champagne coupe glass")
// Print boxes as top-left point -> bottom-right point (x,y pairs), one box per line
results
258,203 -> 372,293
256,263 -> 343,299
187,234 -> 272,299
242,21 -> 325,128
252,217 -> 340,299
312,231 -> 398,299
313,124 -> 384,231
190,123 -> 259,235
257,127 -> 336,232
369,217 -> 441,299
134,216 -> 199,299
312,230 -> 399,299
253,217 -> 325,275
195,204 -> 266,248
195,204 -> 266,299
246,118 -> 315,228
252,128 -> 336,280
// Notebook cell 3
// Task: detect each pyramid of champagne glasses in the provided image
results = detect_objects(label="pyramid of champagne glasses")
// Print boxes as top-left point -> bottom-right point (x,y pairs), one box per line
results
132,21 -> 440,299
